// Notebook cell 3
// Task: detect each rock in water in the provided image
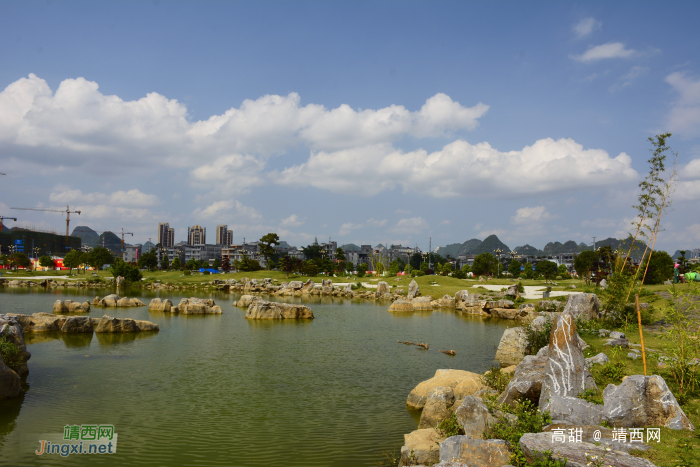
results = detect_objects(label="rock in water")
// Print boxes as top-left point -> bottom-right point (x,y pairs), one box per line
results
411,297 -> 433,311
408,279 -> 420,299
400,428 -> 442,466
603,375 -> 695,430
407,369 -> 484,410
539,312 -> 596,410
418,387 -> 455,429
388,300 -> 414,312
562,293 -> 600,321
148,298 -> 173,312
439,436 -> 511,467
375,281 -> 390,298
94,316 -> 137,333
60,316 -> 94,333
494,327 -> 527,366
245,301 -> 314,319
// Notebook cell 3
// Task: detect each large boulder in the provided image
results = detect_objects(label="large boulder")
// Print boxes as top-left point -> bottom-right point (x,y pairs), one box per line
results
400,428 -> 442,466
497,354 -> 548,407
539,312 -> 596,410
547,395 -> 603,425
454,396 -> 495,439
0,356 -> 22,400
100,294 -> 120,306
602,375 -> 695,430
233,295 -> 261,308
8,313 -> 67,332
148,298 -> 173,312
0,314 -> 31,377
520,432 -> 657,467
301,279 -> 315,293
60,316 -> 94,333
439,436 -> 511,467
375,281 -> 390,298
504,284 -> 518,297
245,301 -> 314,319
411,297 -> 433,311
418,387 -> 456,429
388,300 -> 414,312
94,316 -> 137,333
52,300 -> 68,313
178,298 -> 222,314
494,327 -> 527,366
432,295 -> 456,308
454,290 -> 469,302
407,369 -> 484,410
408,280 -> 419,299
287,281 -> 303,290
562,293 -> 600,320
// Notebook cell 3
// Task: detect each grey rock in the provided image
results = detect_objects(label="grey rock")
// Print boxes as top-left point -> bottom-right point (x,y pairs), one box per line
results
562,293 -> 600,320
454,396 -> 495,439
439,436 -> 511,467
604,338 -> 630,348
287,280 -> 303,290
610,331 -> 626,339
497,354 -> 547,407
375,281 -> 390,298
599,278 -> 608,289
520,432 -> 657,467
547,395 -> 603,426
628,352 -> 639,360
603,375 -> 695,430
419,387 -> 456,429
400,428 -> 442,466
585,353 -> 609,366
408,280 -> 420,299
504,284 -> 518,297
529,316 -> 547,332
454,290 -> 469,302
246,301 -> 314,319
599,329 -> 611,337
494,327 -> 527,366
94,315 -> 137,333
60,316 -> 94,333
539,312 -> 597,410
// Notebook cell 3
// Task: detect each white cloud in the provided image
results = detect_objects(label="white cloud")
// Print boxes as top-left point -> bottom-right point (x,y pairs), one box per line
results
280,214 -> 304,227
684,159 -> 700,179
573,18 -> 601,39
191,200 -> 261,220
391,217 -> 428,234
338,222 -> 363,236
366,218 -> 388,227
609,66 -> 649,92
439,220 -> 451,226
189,154 -> 266,194
571,42 -> 637,62
49,187 -> 159,207
274,137 -> 638,198
675,180 -> 700,201
665,72 -> 700,137
511,206 -> 552,224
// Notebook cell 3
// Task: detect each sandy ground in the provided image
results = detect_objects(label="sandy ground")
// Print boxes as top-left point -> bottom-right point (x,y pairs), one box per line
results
472,284 -> 580,300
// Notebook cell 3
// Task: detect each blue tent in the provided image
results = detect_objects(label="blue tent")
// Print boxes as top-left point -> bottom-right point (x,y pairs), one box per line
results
198,268 -> 220,274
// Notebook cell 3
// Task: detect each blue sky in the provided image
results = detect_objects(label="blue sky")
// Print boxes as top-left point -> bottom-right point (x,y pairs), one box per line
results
1,1 -> 699,253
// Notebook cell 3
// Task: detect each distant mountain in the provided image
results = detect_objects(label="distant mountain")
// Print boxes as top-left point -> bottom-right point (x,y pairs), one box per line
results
515,244 -> 543,256
474,235 -> 510,255
97,231 -> 123,255
275,241 -> 295,250
142,240 -> 156,253
71,226 -> 100,247
672,250 -> 694,259
435,238 -> 483,257
543,241 -> 590,255
340,243 -> 360,252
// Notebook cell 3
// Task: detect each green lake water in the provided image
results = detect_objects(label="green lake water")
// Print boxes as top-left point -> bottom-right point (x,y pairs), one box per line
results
0,287 -> 510,466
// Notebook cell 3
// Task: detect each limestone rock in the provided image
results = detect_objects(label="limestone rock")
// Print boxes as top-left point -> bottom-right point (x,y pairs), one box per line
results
562,293 -> 600,320
148,298 -> 173,312
53,300 -> 68,313
0,314 -> 31,377
411,297 -> 433,311
520,432 -> 656,467
375,281 -> 390,298
408,279 -> 420,299
497,354 -> 548,407
454,290 -> 469,302
418,387 -> 455,429
179,298 -> 222,314
129,298 -> 145,306
388,300 -> 414,312
433,294 -> 456,308
547,395 -> 603,425
245,301 -> 314,319
101,294 -> 120,306
605,338 -> 630,348
60,316 -> 94,333
407,369 -> 484,410
439,436 -> 511,467
134,320 -> 160,332
610,331 -> 626,339
94,316 -> 137,333
454,396 -> 495,439
234,295 -> 261,308
8,312 -> 67,332
504,284 -> 518,297
494,327 -> 527,366
287,280 -> 303,290
539,312 -> 597,410
586,352 -> 609,366
529,316 -> 547,331
400,428 -> 442,466
542,423 -> 651,453
603,375 -> 695,430
0,356 -> 21,400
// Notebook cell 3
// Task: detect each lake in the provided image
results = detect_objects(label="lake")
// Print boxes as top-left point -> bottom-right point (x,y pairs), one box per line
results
0,287 -> 510,466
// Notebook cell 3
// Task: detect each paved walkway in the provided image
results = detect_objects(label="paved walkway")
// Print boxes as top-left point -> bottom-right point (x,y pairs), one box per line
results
472,284 -> 582,300
0,275 -> 80,280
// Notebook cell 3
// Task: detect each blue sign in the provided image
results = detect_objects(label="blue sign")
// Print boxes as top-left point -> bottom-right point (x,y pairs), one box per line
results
14,239 -> 23,245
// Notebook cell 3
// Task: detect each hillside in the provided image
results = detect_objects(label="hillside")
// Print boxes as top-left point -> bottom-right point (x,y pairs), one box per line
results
340,243 -> 360,252
71,226 -> 100,247
514,244 -> 543,256
435,238 -> 484,257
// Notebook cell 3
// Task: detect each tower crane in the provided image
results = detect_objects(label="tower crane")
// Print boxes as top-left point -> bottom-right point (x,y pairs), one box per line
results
10,205 -> 81,242
0,216 -> 17,231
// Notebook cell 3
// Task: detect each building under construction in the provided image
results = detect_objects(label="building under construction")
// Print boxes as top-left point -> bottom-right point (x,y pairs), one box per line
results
0,228 -> 81,257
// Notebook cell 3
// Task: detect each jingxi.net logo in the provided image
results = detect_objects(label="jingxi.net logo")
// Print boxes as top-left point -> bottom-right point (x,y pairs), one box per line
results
35,425 -> 118,457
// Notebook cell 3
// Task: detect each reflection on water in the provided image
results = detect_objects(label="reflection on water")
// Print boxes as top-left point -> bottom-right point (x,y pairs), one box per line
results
0,286 -> 509,467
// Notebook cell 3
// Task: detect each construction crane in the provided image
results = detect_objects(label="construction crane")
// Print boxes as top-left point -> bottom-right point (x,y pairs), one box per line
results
0,216 -> 17,232
10,205 -> 81,242
118,228 -> 133,252
72,227 -> 133,252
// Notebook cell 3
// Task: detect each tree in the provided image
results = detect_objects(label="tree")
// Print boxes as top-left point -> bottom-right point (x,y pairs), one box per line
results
409,252 -> 422,270
523,262 -> 534,279
63,250 -> 82,274
508,260 -> 522,277
389,260 -> 401,276
185,258 -> 198,270
39,255 -> 54,269
472,253 -> 497,276
356,262 -> 368,278
221,257 -> 230,273
335,247 -> 346,262
461,263 -> 471,274
535,260 -> 559,283
557,264 -> 568,277
0,255 -> 7,269
302,243 -> 323,260
110,257 -> 143,282
346,261 -> 354,273
87,247 -> 114,270
212,258 -> 221,269
161,254 -> 170,270
574,250 -> 599,284
259,233 -> 280,269
279,255 -> 293,278
138,251 -> 159,271
171,257 -> 182,270
302,260 -> 318,276
642,251 -> 674,285
678,250 -> 688,273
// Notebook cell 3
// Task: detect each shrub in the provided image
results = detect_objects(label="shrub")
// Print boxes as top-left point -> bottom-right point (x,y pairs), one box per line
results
0,336 -> 23,371
437,413 -> 464,437
525,320 -> 553,355
453,270 -> 467,279
481,365 -> 512,392
183,270 -> 191,276
415,270 -> 425,277
555,276 -> 562,280
425,268 -> 434,275
203,271 -> 210,275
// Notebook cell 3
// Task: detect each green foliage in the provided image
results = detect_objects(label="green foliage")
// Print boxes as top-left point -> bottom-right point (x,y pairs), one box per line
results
642,250 -> 674,285
259,233 -> 280,269
302,260 -> 319,276
279,255 -> 293,278
508,260 -> 522,277
335,247 -> 346,262
238,254 -> 262,272
535,260 -> 558,282
212,258 -> 221,269
527,451 -> 567,467
87,246 -> 114,270
161,253 -> 170,270
138,251 -> 159,271
436,413 -> 464,437
522,262 -> 534,279
453,269 -> 467,279
39,255 -> 54,268
415,270 -> 425,277
0,335 -> 23,371
183,270 -> 191,276
483,399 -> 553,467
356,263 -> 368,277
481,365 -> 513,392
574,250 -> 599,284
597,361 -> 625,384
578,388 -> 603,405
203,271 -> 210,275
63,249 -> 83,272
110,257 -> 143,282
472,253 -> 497,276
171,257 -> 182,270
517,281 -> 524,293
525,321 -> 553,355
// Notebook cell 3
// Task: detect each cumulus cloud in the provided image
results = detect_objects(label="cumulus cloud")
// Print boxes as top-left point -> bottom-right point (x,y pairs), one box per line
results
274,137 -> 638,198
391,217 -> 428,234
280,214 -> 304,227
684,159 -> 700,179
49,187 -> 160,207
439,220 -> 451,226
192,200 -> 261,220
512,206 -> 552,224
0,74 -> 487,172
573,18 -> 601,39
571,42 -> 637,62
665,72 -> 700,137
